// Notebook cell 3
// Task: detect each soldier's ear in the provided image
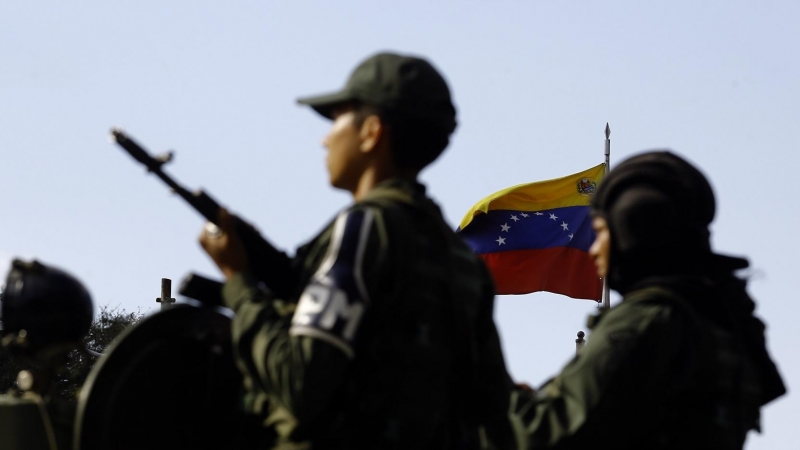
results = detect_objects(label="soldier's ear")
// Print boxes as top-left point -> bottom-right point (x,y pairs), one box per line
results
358,115 -> 383,154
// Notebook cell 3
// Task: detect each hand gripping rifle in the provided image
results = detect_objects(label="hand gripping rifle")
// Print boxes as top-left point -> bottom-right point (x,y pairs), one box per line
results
110,129 -> 295,305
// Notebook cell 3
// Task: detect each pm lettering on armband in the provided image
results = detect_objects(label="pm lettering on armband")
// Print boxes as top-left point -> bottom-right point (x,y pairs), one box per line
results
291,282 -> 365,347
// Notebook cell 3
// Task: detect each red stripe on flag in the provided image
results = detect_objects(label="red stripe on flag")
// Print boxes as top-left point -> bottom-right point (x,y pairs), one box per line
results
479,247 -> 602,300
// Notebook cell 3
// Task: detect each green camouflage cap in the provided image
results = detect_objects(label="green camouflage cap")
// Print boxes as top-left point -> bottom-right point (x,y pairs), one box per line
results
297,52 -> 457,133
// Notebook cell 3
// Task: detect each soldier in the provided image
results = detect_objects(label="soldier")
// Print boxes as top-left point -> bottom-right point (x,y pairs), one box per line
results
0,259 -> 94,450
511,151 -> 786,449
199,52 -> 515,449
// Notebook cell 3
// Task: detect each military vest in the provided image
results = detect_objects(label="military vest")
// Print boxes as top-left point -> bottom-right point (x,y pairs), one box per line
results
293,181 -> 494,450
623,286 -> 764,449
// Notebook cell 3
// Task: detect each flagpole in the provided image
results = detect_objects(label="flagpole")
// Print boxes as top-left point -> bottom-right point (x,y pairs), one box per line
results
601,123 -> 611,309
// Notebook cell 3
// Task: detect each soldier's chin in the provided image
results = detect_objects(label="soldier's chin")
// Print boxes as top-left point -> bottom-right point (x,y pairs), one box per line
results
328,174 -> 355,193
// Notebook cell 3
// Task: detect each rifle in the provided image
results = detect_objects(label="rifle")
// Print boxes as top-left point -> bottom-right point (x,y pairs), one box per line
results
110,129 -> 295,305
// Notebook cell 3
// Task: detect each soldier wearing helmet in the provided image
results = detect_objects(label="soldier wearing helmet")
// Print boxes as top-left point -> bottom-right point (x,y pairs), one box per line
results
1,259 -> 94,450
512,151 -> 785,449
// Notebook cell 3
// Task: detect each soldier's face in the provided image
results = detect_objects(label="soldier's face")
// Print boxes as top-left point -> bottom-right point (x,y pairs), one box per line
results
589,216 -> 611,278
323,105 -> 369,193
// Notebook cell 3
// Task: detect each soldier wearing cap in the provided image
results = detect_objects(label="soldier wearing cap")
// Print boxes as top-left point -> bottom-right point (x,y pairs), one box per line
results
199,53 -> 515,449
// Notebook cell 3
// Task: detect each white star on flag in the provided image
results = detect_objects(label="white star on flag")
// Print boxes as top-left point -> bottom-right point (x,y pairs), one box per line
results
496,236 -> 506,245
520,212 -> 529,217
568,233 -> 574,241
535,212 -> 544,216
561,222 -> 569,231
500,223 -> 511,232
510,215 -> 519,222
549,213 -> 558,221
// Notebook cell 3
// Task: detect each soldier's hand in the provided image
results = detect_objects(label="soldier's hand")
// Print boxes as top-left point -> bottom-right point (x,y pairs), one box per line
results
198,209 -> 249,280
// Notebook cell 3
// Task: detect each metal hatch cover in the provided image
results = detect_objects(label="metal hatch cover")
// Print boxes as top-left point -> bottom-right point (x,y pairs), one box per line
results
74,302 -> 265,450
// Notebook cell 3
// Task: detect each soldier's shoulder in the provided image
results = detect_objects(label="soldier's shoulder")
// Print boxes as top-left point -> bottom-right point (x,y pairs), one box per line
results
599,286 -> 694,334
620,285 -> 691,311
590,288 -> 675,329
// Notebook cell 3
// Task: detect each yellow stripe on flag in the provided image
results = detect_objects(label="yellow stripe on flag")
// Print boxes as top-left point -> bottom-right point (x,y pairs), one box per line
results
458,163 -> 606,230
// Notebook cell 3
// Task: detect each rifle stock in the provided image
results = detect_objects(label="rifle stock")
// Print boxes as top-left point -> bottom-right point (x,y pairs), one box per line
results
178,272 -> 224,306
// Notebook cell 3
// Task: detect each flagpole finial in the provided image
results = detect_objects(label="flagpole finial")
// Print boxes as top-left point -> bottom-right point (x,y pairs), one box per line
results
605,123 -> 610,139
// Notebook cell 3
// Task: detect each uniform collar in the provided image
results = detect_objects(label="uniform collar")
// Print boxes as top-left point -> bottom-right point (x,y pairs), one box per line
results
361,177 -> 427,204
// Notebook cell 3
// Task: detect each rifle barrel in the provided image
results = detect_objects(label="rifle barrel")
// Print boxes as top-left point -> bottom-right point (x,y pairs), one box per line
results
110,128 -> 216,221
110,128 -> 295,298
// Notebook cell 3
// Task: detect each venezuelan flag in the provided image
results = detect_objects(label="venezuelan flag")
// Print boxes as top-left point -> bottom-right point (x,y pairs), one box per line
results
456,164 -> 605,300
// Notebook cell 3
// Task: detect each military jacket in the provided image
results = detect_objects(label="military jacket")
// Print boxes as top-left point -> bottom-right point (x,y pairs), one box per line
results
223,178 -> 514,450
512,280 -> 771,450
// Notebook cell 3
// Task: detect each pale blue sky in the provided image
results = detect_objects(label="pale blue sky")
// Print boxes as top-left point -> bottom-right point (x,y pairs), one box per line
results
2,2 -> 798,448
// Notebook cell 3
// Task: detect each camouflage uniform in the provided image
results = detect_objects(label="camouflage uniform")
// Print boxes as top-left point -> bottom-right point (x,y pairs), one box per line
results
513,280 -> 778,449
223,178 -> 513,449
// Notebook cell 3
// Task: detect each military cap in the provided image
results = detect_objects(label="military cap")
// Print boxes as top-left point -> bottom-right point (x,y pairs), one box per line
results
298,52 -> 457,133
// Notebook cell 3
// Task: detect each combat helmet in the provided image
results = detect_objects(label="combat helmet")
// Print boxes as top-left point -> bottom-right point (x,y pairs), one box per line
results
1,259 -> 94,354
